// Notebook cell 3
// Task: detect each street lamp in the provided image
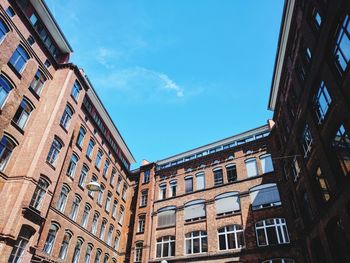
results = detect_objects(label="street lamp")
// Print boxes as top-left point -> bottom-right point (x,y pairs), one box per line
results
86,181 -> 101,191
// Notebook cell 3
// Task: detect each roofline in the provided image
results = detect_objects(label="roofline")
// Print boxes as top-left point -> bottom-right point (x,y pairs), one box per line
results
268,0 -> 295,111
156,124 -> 270,165
31,0 -> 73,53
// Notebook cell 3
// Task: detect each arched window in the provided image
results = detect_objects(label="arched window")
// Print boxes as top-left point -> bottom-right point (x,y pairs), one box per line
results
102,159 -> 110,178
185,231 -> 207,254
260,154 -> 274,173
76,126 -> 86,147
60,104 -> 74,129
213,167 -> 223,186
116,175 -> 122,193
0,18 -> 9,41
72,238 -> 83,263
184,176 -> 193,193
137,214 -> 145,233
250,183 -> 281,210
78,165 -> 89,187
103,254 -> 109,263
9,45 -> 29,73
43,223 -> 59,254
0,135 -> 17,171
71,80 -> 81,101
8,226 -> 34,263
81,203 -> 91,228
105,191 -> 112,212
122,183 -> 128,200
13,98 -> 34,129
46,137 -> 63,166
196,172 -> 205,190
106,224 -> 114,246
29,70 -> 46,95
255,218 -> 289,246
84,244 -> 93,263
30,177 -> 49,210
215,192 -> 240,216
112,199 -> 118,219
91,212 -> 99,235
245,158 -> 258,177
114,231 -> 120,251
184,200 -> 206,222
94,249 -> 101,263
134,242 -> 143,262
67,153 -> 79,178
58,231 -> 72,260
69,195 -> 81,221
57,185 -> 70,212
156,236 -> 175,258
118,206 -> 125,225
86,138 -> 95,158
226,163 -> 237,182
157,206 -> 176,227
170,180 -> 177,197
159,183 -> 166,200
97,183 -> 105,205
140,190 -> 148,207
110,168 -> 116,185
0,75 -> 13,108
95,150 -> 103,169
218,225 -> 244,250
99,219 -> 107,240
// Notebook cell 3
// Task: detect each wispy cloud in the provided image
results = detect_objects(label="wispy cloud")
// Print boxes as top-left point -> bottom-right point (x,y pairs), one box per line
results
95,47 -> 121,69
94,67 -> 185,103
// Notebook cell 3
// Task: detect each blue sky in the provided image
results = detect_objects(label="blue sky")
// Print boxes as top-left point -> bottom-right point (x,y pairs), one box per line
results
46,0 -> 284,168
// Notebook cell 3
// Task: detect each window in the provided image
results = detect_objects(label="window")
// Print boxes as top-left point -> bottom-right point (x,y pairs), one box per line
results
44,59 -> 51,68
99,219 -> 107,240
78,165 -> 89,187
215,192 -> 240,216
134,242 -> 143,262
58,232 -> 72,260
250,183 -> 281,210
107,225 -> 113,245
8,227 -> 32,263
84,244 -> 93,263
30,178 -> 49,210
245,158 -> 258,177
159,183 -> 166,200
97,184 -> 105,205
103,254 -> 109,263
114,232 -> 120,250
110,168 -> 116,185
95,150 -> 103,169
46,138 -> 62,166
334,15 -> 350,72
81,204 -> 91,228
315,167 -> 331,202
69,195 -> 81,221
72,239 -> 83,263
102,160 -> 110,178
60,105 -> 73,129
226,164 -> 237,182
118,206 -> 124,225
105,192 -> 112,212
67,153 -> 78,178
112,200 -> 118,218
255,218 -> 290,246
122,183 -> 127,200
116,175 -> 122,193
57,185 -> 69,212
0,18 -> 9,41
27,35 -> 35,45
0,135 -> 16,171
43,223 -> 59,254
94,249 -> 101,263
91,212 -> 99,235
9,45 -> 29,73
71,81 -> 81,101
144,170 -> 150,183
213,168 -> 223,186
157,206 -> 176,228
291,156 -> 301,182
218,225 -> 244,250
314,81 -> 332,122
0,75 -> 13,108
306,47 -> 312,62
76,127 -> 86,148
262,259 -> 295,263
184,200 -> 206,222
89,175 -> 98,198
185,176 -> 193,193
196,172 -> 205,190
86,139 -> 95,158
138,215 -> 145,233
140,190 -> 148,207
260,154 -> 274,173
29,70 -> 46,95
13,98 -> 33,129
6,7 -> 15,17
185,231 -> 208,254
312,8 -> 322,28
170,180 -> 177,197
331,124 -> 350,176
301,124 -> 313,157
156,236 -> 175,258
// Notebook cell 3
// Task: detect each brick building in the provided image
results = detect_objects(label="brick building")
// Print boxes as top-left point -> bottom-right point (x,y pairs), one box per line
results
268,0 -> 350,262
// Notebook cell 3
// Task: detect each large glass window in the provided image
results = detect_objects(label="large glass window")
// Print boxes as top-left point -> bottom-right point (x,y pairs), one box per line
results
0,18 -> 9,41
255,218 -> 290,246
0,75 -> 13,108
156,236 -> 175,258
218,225 -> 244,250
46,138 -> 62,166
331,124 -> 350,176
72,239 -> 83,263
196,172 -> 205,190
245,158 -> 258,177
260,154 -> 274,173
185,231 -> 208,254
67,153 -> 78,178
8,227 -> 32,263
29,70 -> 46,95
215,192 -> 240,215
57,185 -> 69,212
9,45 -> 29,73
301,124 -> 313,157
184,200 -> 206,222
250,183 -> 281,210
334,15 -> 350,72
0,135 -> 16,171
71,81 -> 81,101
60,105 -> 73,129
157,206 -> 176,228
213,168 -> 223,186
58,232 -> 72,260
69,195 -> 81,221
13,98 -> 33,129
226,164 -> 237,182
30,178 -> 49,210
43,224 -> 59,254
134,242 -> 143,262
76,127 -> 86,148
314,81 -> 332,122
185,176 -> 193,193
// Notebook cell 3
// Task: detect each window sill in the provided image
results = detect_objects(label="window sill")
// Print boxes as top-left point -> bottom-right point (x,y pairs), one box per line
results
7,62 -> 22,79
45,161 -> 56,170
86,155 -> 92,162
139,205 -> 147,208
70,94 -> 79,104
59,124 -> 68,133
75,143 -> 82,151
184,218 -> 206,225
216,211 -> 241,219
78,184 -> 85,191
142,182 -> 150,185
28,87 -> 40,100
136,231 -> 144,235
11,120 -> 24,135
252,203 -> 282,212
156,225 -> 175,230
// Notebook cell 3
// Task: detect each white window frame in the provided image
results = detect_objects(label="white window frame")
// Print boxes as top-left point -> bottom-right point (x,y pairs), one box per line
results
217,225 -> 244,250
255,218 -> 290,246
